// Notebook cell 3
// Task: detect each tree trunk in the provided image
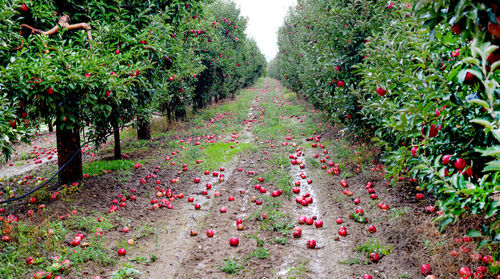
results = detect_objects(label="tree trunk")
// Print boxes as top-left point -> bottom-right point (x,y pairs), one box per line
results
56,124 -> 82,184
48,121 -> 54,133
137,120 -> 151,140
113,122 -> 121,160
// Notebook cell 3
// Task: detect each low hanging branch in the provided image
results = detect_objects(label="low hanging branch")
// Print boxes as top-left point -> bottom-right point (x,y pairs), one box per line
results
17,15 -> 92,49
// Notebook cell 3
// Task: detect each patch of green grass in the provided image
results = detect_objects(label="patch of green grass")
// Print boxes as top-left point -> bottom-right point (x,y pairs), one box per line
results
306,157 -> 319,168
247,247 -> 270,260
274,236 -> 288,245
0,217 -> 114,278
83,159 -> 140,177
247,233 -> 265,247
390,207 -> 411,221
70,243 -> 115,268
201,142 -> 251,170
134,223 -> 157,239
339,255 -> 370,265
111,263 -> 141,279
129,254 -> 158,264
65,214 -> 114,233
285,259 -> 310,279
252,168 -> 293,198
284,105 -> 305,116
219,257 -> 243,275
354,238 -> 393,256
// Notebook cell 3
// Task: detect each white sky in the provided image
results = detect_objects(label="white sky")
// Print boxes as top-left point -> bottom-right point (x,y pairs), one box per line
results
232,0 -> 297,61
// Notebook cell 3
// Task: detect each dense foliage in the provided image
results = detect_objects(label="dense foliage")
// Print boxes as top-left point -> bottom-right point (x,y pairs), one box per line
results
271,0 -> 499,249
0,0 -> 265,182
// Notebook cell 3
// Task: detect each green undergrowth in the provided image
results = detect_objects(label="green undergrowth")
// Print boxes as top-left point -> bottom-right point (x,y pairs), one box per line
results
201,142 -> 252,170
354,238 -> 393,257
65,214 -> 115,233
83,159 -> 142,177
0,215 -> 116,278
249,196 -> 294,239
219,256 -> 244,275
252,167 -> 293,199
284,260 -> 310,279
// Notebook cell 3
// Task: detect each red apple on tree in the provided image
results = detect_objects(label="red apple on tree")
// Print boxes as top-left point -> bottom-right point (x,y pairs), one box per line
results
20,3 -> 28,12
376,87 -> 387,96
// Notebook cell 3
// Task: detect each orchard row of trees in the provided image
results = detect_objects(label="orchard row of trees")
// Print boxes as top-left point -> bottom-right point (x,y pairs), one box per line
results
0,0 -> 266,183
270,0 -> 499,246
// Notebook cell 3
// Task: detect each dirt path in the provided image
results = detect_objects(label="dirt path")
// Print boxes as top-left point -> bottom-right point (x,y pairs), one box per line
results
108,79 -> 409,279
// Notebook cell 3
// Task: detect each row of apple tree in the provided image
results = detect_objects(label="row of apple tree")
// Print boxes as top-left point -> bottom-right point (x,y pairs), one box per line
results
0,0 -> 266,183
270,0 -> 499,248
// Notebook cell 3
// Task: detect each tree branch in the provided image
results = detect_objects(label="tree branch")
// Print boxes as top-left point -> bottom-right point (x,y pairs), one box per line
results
17,15 -> 92,49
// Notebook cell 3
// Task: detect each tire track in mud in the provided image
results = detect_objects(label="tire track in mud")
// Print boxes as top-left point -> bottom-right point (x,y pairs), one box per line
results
125,92 -> 264,279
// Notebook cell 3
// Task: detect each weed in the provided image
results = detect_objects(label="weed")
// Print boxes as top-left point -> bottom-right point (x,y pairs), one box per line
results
285,259 -> 310,279
247,247 -> 270,259
70,243 -> 115,268
135,223 -> 157,239
274,236 -> 288,245
247,233 -> 265,247
390,207 -> 411,221
339,255 -> 370,265
129,254 -> 158,264
219,257 -> 243,275
354,238 -> 393,256
111,263 -> 141,279
306,157 -> 319,168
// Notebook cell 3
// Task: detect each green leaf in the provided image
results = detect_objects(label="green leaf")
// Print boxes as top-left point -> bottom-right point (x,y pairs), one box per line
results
467,230 -> 482,238
477,239 -> 490,250
467,99 -> 490,110
462,57 -> 480,66
470,119 -> 494,130
439,217 -> 455,232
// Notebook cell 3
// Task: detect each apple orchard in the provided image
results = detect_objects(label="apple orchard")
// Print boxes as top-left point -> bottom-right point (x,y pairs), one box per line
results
0,0 -> 499,279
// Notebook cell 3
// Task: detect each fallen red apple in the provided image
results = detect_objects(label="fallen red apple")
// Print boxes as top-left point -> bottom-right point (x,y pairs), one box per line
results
369,252 -> 380,262
229,237 -> 239,247
368,225 -> 376,233
421,264 -> 432,275
117,248 -> 126,256
338,226 -> 347,236
459,266 -> 471,277
206,229 -> 214,237
306,239 -> 316,248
